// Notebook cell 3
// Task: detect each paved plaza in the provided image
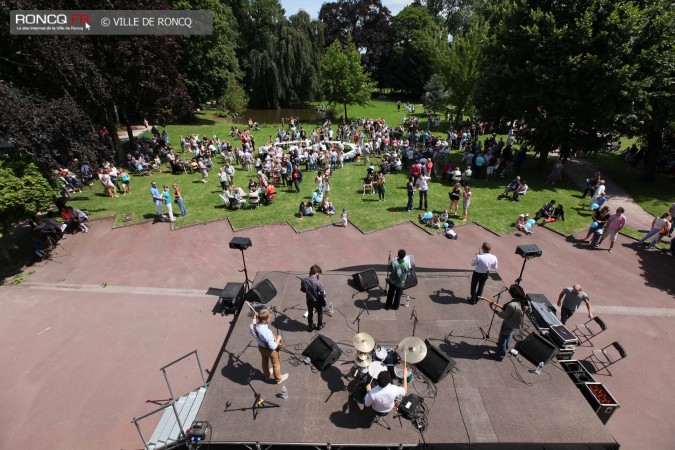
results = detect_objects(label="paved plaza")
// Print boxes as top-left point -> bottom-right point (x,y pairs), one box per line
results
1,211 -> 673,449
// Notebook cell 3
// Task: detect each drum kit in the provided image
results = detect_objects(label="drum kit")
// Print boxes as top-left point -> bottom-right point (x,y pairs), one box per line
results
350,332 -> 427,402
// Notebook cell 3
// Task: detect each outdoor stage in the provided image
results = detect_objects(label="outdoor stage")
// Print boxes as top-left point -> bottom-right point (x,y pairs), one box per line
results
196,268 -> 618,449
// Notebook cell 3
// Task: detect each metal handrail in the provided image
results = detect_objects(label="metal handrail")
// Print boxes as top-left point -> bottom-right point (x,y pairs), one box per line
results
160,349 -> 207,401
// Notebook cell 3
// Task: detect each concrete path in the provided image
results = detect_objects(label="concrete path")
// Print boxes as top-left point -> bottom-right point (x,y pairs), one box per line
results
1,211 -> 673,449
563,158 -> 658,232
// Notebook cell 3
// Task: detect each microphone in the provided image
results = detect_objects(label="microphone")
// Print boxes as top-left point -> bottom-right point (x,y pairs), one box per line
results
410,306 -> 417,320
295,275 -> 303,280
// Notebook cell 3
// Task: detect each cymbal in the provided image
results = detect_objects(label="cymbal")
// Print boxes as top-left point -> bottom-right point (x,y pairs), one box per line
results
354,353 -> 373,368
396,336 -> 427,364
352,333 -> 375,353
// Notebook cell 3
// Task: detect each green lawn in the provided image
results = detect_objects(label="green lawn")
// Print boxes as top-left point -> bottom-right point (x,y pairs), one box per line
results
68,102 -> 620,236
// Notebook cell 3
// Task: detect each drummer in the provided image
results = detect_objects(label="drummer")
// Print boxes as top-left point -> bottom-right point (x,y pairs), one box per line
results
364,368 -> 408,415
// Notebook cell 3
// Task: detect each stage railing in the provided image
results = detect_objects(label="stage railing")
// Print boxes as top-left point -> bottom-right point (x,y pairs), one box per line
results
131,349 -> 208,450
160,349 -> 207,401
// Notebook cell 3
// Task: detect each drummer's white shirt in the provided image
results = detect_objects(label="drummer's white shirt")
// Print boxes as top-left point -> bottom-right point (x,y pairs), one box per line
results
365,384 -> 405,414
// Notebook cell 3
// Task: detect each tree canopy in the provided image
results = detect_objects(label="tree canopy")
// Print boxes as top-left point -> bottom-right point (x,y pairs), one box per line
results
320,36 -> 375,120
388,5 -> 445,96
475,0 -> 643,166
319,0 -> 392,87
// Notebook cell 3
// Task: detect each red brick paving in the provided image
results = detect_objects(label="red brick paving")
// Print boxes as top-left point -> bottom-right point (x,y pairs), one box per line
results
1,216 -> 673,449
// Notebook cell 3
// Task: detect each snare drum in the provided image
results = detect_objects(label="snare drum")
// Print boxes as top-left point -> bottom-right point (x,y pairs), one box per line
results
368,361 -> 387,378
394,363 -> 414,384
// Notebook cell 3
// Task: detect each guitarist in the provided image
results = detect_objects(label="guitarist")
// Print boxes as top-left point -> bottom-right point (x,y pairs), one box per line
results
301,264 -> 327,332
250,309 -> 288,384
483,285 -> 530,362
385,249 -> 409,310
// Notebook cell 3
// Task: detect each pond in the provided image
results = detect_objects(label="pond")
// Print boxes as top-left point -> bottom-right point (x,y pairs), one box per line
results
233,108 -> 326,126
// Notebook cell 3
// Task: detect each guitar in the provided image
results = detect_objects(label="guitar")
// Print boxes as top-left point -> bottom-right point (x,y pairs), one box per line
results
478,296 -> 504,310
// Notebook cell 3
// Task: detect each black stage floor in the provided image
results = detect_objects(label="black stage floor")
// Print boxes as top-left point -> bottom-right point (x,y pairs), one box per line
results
197,269 -> 618,449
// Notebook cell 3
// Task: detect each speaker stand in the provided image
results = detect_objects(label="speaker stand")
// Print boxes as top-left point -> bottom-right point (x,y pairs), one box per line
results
237,248 -> 254,292
515,256 -> 533,285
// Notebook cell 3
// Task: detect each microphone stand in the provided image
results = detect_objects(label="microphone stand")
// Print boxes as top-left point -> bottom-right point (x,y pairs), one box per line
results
479,287 -> 508,344
352,300 -> 369,333
410,306 -> 419,337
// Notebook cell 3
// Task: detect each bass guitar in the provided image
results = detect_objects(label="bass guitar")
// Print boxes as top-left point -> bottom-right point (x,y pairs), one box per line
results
478,296 -> 504,310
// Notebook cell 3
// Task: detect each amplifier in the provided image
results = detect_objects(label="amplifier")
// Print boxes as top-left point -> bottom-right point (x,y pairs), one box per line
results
581,382 -> 620,424
218,282 -> 246,316
398,394 -> 422,420
549,324 -> 578,347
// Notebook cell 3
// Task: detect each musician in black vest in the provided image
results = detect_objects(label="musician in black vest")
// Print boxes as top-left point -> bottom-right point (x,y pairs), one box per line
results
489,285 -> 530,361
250,309 -> 288,383
301,264 -> 326,332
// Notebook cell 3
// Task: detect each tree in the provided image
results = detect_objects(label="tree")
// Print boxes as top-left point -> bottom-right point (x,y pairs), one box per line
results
0,0 -> 194,161
172,0 -> 244,107
0,159 -> 57,236
319,0 -> 392,87
616,0 -> 675,179
388,5 -> 445,96
0,82 -> 111,169
475,0 -> 642,168
227,0 -> 324,108
320,36 -> 375,120
438,18 -> 487,123
422,0 -> 482,36
424,75 -> 448,115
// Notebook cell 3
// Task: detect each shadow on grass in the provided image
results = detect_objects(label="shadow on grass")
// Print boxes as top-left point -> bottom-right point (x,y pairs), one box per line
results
176,114 -> 217,126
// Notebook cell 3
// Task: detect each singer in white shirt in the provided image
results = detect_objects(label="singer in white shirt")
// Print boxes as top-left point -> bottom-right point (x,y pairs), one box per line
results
469,242 -> 498,305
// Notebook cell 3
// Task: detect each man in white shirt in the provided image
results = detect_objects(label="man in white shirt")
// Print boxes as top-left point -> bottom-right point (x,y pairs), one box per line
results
416,175 -> 431,210
469,242 -> 499,305
364,369 -> 407,416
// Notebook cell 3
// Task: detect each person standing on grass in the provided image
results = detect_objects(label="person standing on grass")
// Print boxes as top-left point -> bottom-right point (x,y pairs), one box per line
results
198,158 -> 208,183
162,185 -> 175,222
377,172 -> 386,201
416,173 -> 430,210
150,181 -> 165,222
292,165 -> 303,193
341,208 -> 348,227
461,185 -> 472,221
218,167 -> 228,191
596,207 -> 626,253
406,176 -> 415,212
173,183 -> 187,217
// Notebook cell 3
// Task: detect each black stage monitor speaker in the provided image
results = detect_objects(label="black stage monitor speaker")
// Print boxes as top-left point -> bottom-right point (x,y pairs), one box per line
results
245,279 -> 277,304
515,244 -> 542,258
302,334 -> 342,371
415,339 -> 456,383
515,332 -> 559,366
352,269 -> 379,291
403,269 -> 418,290
218,282 -> 246,315
229,237 -> 252,250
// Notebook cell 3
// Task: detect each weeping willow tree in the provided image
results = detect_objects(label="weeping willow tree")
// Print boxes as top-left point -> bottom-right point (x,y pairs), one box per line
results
246,8 -> 324,108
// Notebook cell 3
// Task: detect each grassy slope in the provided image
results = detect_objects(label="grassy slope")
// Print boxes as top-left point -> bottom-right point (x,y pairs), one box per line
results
69,101 -> 670,237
